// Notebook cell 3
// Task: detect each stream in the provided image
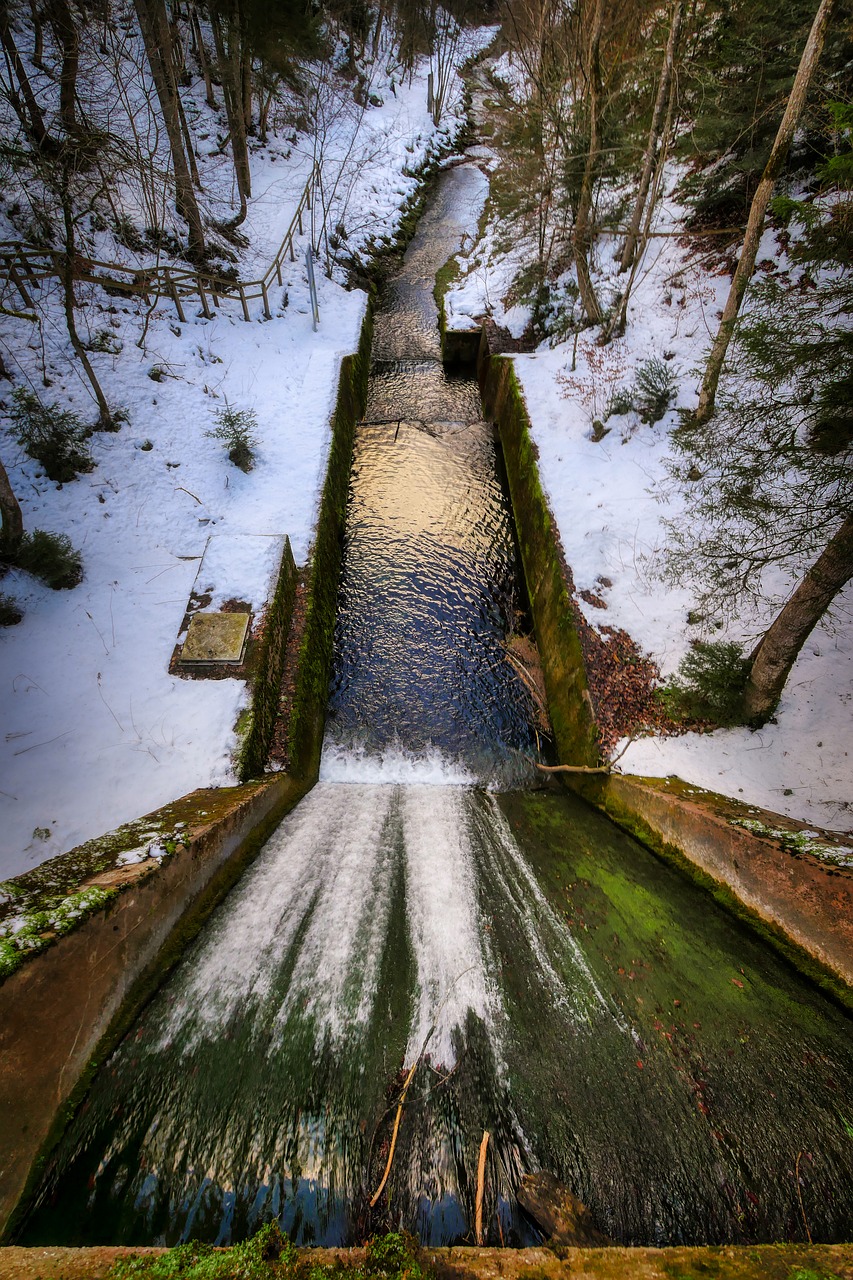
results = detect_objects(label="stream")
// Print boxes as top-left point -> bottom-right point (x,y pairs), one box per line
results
18,158 -> 853,1251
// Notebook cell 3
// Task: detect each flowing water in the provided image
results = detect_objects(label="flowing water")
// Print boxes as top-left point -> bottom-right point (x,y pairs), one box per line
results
19,161 -> 853,1250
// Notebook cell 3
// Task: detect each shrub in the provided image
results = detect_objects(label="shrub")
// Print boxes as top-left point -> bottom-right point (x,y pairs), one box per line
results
15,530 -> 83,589
207,403 -> 258,473
605,386 -> 635,419
88,329 -> 122,355
658,640 -> 749,726
0,593 -> 22,625
8,388 -> 94,482
634,357 -> 677,424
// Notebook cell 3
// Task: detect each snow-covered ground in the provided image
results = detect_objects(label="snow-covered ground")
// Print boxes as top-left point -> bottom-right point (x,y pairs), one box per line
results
446,102 -> 852,835
0,21 -> 487,878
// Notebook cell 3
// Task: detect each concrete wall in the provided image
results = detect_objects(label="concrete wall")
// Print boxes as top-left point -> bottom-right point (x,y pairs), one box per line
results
480,350 -> 599,767
601,774 -> 853,998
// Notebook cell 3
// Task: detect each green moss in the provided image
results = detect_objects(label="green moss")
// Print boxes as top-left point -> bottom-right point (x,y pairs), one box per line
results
0,885 -> 118,977
107,1229 -> 430,1280
238,538 -> 299,781
482,356 -> 599,766
599,789 -> 853,1015
287,301 -> 374,779
730,818 -> 853,869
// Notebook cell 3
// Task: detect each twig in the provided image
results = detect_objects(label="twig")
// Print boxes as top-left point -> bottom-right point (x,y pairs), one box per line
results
369,1056 -> 420,1208
795,1151 -> 812,1244
368,968 -> 476,1206
475,1130 -> 490,1244
176,486 -> 203,504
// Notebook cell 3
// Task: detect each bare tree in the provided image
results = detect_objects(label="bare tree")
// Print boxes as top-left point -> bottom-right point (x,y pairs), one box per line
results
694,0 -> 838,423
572,0 -> 605,323
210,0 -> 252,225
134,0 -> 206,256
189,1 -> 217,108
619,0 -> 683,273
45,0 -> 78,132
0,4 -> 50,145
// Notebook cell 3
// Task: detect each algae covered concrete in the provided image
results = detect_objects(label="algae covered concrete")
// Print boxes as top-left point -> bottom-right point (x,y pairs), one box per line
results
0,1244 -> 852,1280
0,773 -> 312,1238
599,773 -> 853,996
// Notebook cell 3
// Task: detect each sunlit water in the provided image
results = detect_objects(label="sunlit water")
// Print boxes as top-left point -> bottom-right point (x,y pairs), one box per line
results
19,162 -> 853,1249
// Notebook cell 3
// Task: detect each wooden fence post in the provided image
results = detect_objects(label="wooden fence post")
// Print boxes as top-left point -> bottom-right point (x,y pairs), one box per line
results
164,268 -> 186,323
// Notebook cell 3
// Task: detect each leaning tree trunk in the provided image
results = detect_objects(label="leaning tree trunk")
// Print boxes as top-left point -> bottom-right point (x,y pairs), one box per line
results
573,0 -> 604,325
619,0 -> 684,273
742,515 -> 853,725
134,0 -> 206,258
695,0 -> 838,424
0,451 -> 24,556
0,15 -> 49,145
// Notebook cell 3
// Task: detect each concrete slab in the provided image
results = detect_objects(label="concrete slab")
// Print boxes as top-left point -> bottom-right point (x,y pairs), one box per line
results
179,611 -> 251,664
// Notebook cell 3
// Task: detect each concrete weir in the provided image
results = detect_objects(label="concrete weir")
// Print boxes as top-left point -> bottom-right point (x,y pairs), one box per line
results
1,205 -> 851,1267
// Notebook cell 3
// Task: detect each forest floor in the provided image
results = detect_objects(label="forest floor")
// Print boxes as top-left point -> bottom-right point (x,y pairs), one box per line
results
445,49 -> 852,839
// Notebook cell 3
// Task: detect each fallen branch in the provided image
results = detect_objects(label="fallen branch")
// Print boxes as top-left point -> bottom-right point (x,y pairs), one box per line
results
475,1129 -> 490,1244
534,736 -> 636,775
369,1056 -> 420,1208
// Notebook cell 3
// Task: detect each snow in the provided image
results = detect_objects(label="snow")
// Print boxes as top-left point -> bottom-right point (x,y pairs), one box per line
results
0,17 -> 484,877
445,149 -> 853,835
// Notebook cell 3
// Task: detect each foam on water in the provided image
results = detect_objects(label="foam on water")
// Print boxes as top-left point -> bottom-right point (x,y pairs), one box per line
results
319,741 -> 476,786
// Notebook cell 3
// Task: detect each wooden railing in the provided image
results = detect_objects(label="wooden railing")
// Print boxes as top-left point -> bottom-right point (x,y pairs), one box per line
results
0,162 -> 320,325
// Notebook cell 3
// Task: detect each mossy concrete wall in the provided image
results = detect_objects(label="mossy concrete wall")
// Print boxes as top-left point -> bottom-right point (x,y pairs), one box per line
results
477,341 -> 851,1005
288,299 -> 373,778
0,304 -> 375,1240
238,537 -> 299,781
2,1242 -> 853,1280
600,774 -> 853,1000
0,775 -> 308,1238
479,350 -> 599,767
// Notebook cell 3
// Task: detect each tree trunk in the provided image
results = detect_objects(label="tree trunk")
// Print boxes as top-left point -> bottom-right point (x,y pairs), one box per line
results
0,451 -> 24,556
241,41 -> 252,134
0,15 -> 49,145
58,163 -> 113,428
48,0 -> 79,132
211,4 -> 251,222
619,0 -> 683,273
695,0 -> 838,423
189,4 -> 216,108
29,0 -> 44,66
742,515 -> 853,725
134,0 -> 206,257
573,0 -> 604,325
